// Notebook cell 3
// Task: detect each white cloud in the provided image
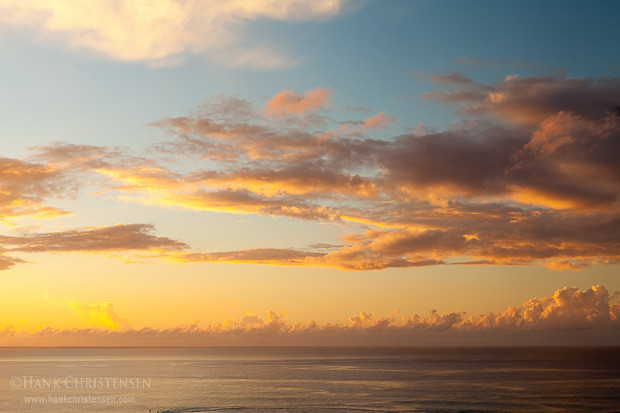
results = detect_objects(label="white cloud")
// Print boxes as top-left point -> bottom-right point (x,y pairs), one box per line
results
0,0 -> 347,68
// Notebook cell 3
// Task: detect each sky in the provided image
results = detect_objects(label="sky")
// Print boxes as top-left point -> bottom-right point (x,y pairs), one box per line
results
0,0 -> 619,346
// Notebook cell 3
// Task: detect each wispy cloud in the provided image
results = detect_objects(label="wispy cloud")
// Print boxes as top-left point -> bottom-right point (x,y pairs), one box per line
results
0,224 -> 186,253
0,255 -> 24,271
0,224 -> 188,270
0,157 -> 73,223
181,248 -> 325,266
2,285 -> 619,345
0,0 -> 348,68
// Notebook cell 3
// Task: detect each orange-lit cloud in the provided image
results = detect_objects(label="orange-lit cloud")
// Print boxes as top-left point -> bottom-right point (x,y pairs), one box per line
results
68,301 -> 131,331
173,214 -> 620,270
0,224 -> 187,253
175,246 -> 442,271
181,248 -> 324,266
17,76 -> 620,271
0,0 -> 347,68
0,157 -> 73,223
0,255 -> 23,271
424,73 -> 620,125
44,291 -> 131,331
264,87 -> 331,116
1,285 -> 618,346
360,111 -> 394,130
0,224 -> 187,270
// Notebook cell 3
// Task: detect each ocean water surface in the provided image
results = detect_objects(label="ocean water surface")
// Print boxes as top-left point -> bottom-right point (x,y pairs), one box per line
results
0,346 -> 618,412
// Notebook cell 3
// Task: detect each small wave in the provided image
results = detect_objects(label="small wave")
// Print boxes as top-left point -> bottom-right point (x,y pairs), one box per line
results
160,408 -> 244,413
158,406 -> 399,413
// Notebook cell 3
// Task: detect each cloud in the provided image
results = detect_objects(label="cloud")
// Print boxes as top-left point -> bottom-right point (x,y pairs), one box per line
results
175,243 -> 444,271
24,75 -> 620,271
375,124 -> 524,197
217,46 -> 300,70
2,285 -> 619,346
0,224 -> 188,270
181,248 -> 324,266
0,157 -> 73,222
424,73 -> 620,125
0,224 -> 187,253
69,301 -> 131,331
44,291 -> 131,331
360,111 -> 394,130
174,210 -> 620,270
370,114 -> 619,211
429,72 -> 477,87
0,255 -> 24,271
0,0 -> 347,68
264,87 -> 332,116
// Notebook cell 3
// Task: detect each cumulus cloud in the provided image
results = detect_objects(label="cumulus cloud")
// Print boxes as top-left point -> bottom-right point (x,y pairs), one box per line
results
2,286 -> 619,346
17,74 -> 620,271
155,80 -> 619,269
0,0 -> 347,68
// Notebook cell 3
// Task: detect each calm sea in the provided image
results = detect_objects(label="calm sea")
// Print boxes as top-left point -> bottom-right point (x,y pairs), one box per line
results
0,347 -> 618,412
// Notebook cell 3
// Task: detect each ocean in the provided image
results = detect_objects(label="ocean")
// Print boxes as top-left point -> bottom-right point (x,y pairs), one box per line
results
0,347 -> 618,412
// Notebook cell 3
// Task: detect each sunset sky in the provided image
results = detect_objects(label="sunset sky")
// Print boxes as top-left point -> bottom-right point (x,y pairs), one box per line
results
1,0 -> 619,345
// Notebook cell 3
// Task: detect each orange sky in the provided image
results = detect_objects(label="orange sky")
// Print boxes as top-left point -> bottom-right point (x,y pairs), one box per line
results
1,0 -> 619,346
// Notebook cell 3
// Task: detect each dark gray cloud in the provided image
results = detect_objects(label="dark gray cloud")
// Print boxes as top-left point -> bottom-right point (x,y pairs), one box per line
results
425,73 -> 620,124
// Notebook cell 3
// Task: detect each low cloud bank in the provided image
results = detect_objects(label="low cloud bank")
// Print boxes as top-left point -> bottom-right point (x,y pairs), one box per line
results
2,285 -> 618,346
